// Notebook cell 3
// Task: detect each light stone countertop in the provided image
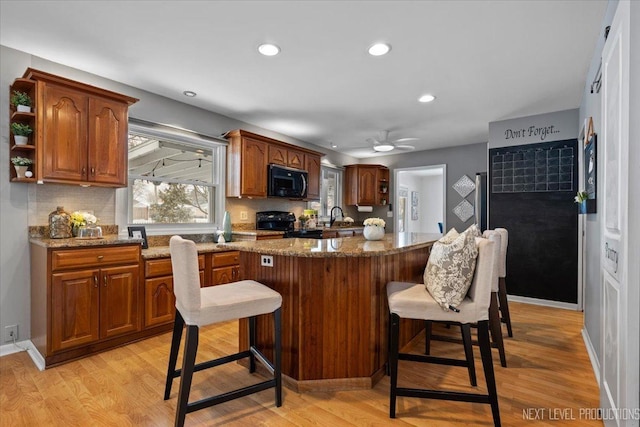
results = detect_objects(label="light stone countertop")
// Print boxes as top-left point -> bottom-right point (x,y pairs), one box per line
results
142,242 -> 233,259
221,232 -> 440,258
30,235 -> 143,248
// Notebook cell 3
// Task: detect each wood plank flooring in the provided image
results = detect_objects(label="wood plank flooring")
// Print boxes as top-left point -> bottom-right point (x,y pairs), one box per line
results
0,302 -> 601,426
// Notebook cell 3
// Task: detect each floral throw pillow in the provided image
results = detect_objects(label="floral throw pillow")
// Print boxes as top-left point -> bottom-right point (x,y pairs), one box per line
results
424,227 -> 479,311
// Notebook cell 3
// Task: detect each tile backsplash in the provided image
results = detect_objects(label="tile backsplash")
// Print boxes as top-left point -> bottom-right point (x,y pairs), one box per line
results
28,184 -> 116,225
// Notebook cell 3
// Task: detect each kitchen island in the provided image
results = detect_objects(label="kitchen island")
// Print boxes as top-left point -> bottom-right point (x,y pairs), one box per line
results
223,232 -> 439,392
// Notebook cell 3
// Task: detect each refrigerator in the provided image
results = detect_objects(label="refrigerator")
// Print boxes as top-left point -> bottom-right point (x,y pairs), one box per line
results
475,172 -> 487,232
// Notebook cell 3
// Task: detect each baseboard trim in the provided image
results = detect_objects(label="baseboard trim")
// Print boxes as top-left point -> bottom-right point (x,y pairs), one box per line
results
508,295 -> 579,311
0,340 -> 45,371
581,328 -> 600,386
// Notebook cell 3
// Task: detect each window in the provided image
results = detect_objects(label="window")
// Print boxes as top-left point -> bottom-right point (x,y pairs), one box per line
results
309,166 -> 342,220
127,121 -> 226,230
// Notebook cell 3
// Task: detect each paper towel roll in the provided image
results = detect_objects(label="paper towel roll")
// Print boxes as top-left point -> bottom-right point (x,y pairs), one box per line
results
357,206 -> 373,212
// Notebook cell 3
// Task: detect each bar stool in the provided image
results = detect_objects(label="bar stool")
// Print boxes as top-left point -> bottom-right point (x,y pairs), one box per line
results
494,228 -> 513,337
164,236 -> 282,427
387,237 -> 500,426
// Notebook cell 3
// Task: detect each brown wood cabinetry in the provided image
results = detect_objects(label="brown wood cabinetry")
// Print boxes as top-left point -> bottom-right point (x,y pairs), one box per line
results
211,251 -> 240,286
12,68 -> 137,187
225,129 -> 324,199
322,228 -> 364,238
344,164 -> 390,206
8,79 -> 37,183
31,243 -> 142,367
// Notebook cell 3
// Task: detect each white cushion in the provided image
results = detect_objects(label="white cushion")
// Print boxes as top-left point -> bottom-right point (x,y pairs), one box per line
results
482,230 -> 502,292
494,228 -> 508,278
423,225 -> 479,311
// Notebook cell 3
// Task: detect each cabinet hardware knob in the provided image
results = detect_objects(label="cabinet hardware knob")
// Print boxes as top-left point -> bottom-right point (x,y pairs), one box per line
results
94,275 -> 98,287
104,275 -> 107,286
97,255 -> 104,260
91,167 -> 95,175
82,167 -> 86,175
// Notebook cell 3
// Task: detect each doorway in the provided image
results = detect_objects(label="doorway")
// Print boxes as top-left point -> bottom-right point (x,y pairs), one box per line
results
394,165 -> 446,233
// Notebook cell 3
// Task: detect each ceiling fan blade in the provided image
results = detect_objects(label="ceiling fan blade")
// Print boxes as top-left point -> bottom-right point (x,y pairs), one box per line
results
392,137 -> 419,143
395,144 -> 415,150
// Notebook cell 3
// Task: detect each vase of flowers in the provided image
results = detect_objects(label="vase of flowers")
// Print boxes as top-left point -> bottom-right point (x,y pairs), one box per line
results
574,190 -> 589,214
363,217 -> 386,241
70,211 -> 98,237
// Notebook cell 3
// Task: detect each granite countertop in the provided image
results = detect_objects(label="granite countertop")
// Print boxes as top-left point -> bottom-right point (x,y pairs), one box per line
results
30,235 -> 143,248
231,230 -> 285,237
142,243 -> 234,259
221,232 -> 440,258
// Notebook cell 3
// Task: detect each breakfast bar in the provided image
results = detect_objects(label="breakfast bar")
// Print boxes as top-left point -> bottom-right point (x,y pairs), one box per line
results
223,232 -> 439,392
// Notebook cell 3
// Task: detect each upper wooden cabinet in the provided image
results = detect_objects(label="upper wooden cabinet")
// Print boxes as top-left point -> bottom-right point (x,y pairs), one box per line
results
344,164 -> 390,206
18,68 -> 138,187
225,129 -> 324,199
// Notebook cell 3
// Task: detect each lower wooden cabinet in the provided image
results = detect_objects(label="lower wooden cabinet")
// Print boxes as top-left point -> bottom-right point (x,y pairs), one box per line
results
144,275 -> 175,328
31,243 -> 143,367
210,251 -> 240,286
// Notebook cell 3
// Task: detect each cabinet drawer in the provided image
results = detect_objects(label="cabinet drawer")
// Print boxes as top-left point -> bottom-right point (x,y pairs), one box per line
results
211,266 -> 239,286
211,251 -> 240,267
52,245 -> 140,271
145,255 -> 204,278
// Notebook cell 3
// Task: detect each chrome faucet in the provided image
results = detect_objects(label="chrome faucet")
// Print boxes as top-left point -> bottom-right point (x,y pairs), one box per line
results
329,206 -> 344,227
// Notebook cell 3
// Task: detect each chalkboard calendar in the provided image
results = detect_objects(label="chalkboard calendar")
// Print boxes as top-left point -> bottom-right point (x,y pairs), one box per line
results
491,141 -> 575,193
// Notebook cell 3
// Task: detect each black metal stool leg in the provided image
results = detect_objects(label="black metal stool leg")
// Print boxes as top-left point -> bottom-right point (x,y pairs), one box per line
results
274,308 -> 282,407
424,320 -> 432,355
249,316 -> 257,373
489,292 -> 507,367
389,312 -> 400,419
175,325 -> 199,427
498,278 -> 513,337
164,310 -> 185,400
461,324 -> 477,386
478,320 -> 501,427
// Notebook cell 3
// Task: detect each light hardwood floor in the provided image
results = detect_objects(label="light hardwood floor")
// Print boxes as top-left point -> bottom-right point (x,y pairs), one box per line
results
0,302 -> 601,426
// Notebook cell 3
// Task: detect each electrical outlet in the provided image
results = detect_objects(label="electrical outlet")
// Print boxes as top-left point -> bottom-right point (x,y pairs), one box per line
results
4,325 -> 18,342
387,210 -> 393,218
261,255 -> 274,267
240,211 -> 248,221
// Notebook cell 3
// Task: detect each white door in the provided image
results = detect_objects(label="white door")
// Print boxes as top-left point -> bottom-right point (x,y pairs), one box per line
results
599,2 -> 634,426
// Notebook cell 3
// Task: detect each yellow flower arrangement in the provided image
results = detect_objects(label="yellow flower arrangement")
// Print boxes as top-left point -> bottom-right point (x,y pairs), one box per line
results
70,211 -> 98,228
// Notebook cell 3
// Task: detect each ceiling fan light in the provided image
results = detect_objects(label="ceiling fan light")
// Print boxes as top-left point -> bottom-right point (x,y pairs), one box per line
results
368,43 -> 391,56
418,94 -> 436,103
373,143 -> 394,152
258,43 -> 280,56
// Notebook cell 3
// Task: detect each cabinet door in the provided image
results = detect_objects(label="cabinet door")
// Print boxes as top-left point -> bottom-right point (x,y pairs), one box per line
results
305,154 -> 321,199
211,266 -> 239,286
51,269 -> 99,352
144,275 -> 175,327
358,166 -> 378,205
268,145 -> 287,166
287,149 -> 305,169
88,97 -> 128,186
42,84 -> 88,181
100,265 -> 139,338
241,137 -> 268,197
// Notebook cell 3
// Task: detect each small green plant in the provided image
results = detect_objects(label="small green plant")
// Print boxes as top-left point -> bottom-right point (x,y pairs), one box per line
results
11,156 -> 33,166
574,191 -> 589,203
10,90 -> 32,107
10,122 -> 33,136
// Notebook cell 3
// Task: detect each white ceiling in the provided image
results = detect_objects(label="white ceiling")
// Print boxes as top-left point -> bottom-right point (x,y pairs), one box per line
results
0,1 -> 607,158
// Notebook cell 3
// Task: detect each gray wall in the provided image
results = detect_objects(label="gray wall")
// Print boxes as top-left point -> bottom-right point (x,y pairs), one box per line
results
374,142 -> 488,233
0,45 -> 357,343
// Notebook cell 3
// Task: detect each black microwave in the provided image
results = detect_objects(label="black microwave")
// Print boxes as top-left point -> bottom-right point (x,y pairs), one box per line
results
268,164 -> 308,198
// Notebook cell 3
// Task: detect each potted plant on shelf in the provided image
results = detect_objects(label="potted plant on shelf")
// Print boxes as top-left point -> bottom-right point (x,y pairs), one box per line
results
11,156 -> 33,179
10,122 -> 33,145
10,90 -> 32,113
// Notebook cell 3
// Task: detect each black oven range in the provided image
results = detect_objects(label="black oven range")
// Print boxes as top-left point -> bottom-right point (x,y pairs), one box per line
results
256,211 -> 323,239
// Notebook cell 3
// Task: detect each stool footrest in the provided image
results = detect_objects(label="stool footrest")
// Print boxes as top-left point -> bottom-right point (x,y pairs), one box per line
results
399,352 -> 468,367
396,387 -> 491,404
430,334 -> 501,350
250,346 -> 274,375
187,379 -> 277,414
171,350 -> 253,379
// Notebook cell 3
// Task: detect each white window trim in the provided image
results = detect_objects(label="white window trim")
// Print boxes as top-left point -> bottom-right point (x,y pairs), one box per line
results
116,119 -> 227,236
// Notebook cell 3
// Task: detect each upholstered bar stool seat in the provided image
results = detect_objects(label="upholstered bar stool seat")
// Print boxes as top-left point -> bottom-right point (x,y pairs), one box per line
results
387,237 -> 501,426
494,228 -> 513,337
165,236 -> 282,427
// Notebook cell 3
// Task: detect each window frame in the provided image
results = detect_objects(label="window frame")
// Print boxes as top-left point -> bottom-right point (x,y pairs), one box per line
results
309,165 -> 343,220
124,120 -> 227,235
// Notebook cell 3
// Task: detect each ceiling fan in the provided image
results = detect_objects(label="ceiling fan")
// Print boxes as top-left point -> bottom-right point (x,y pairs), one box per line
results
367,130 -> 417,152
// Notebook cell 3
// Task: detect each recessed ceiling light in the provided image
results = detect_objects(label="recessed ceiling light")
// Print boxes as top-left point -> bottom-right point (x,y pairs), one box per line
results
368,43 -> 391,56
418,94 -> 436,103
330,143 -> 338,149
373,143 -> 395,152
183,90 -> 197,97
258,43 -> 280,56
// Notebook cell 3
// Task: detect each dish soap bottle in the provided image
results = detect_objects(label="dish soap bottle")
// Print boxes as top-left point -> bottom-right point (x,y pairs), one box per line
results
222,211 -> 232,242
48,206 -> 72,239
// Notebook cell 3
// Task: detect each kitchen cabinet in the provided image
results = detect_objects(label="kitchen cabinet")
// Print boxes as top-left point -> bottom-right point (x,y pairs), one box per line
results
17,68 -> 137,187
8,78 -> 37,183
211,251 -> 240,286
31,243 -> 142,366
322,228 -> 364,238
225,129 -> 324,200
143,255 -> 204,327
344,164 -> 390,206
